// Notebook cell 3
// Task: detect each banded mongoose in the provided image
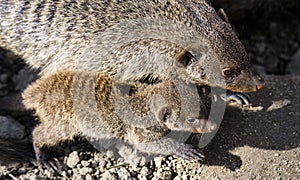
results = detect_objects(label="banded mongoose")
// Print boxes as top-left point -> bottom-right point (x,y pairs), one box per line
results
22,70 -> 217,169
0,0 -> 265,93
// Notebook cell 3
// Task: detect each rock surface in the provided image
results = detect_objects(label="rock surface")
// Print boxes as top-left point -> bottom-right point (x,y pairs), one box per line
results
0,116 -> 25,139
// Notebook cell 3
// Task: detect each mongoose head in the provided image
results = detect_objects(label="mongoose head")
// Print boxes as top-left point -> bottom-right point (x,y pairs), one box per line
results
175,2 -> 265,92
179,50 -> 265,92
149,81 -> 217,134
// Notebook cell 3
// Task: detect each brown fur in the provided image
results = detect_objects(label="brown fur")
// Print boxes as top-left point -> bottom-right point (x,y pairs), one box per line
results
22,70 -> 216,168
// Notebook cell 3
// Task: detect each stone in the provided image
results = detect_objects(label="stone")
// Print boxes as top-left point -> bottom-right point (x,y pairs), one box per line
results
67,151 -> 80,168
0,116 -> 25,139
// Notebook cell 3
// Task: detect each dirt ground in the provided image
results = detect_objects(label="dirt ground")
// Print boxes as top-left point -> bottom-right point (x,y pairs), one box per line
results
198,75 -> 300,179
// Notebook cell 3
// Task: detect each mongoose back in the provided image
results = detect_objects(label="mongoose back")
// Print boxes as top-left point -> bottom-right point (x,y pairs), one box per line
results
0,0 -> 265,92
22,70 -> 217,169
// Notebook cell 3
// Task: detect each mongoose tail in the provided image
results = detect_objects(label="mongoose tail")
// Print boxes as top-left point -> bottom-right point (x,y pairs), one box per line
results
22,70 -> 216,171
0,138 -> 34,166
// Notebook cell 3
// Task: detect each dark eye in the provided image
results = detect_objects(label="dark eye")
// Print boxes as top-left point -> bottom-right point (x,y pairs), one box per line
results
222,68 -> 234,77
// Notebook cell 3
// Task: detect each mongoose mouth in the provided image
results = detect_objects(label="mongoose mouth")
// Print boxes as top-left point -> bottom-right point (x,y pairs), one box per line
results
192,128 -> 207,133
226,80 -> 266,92
227,69 -> 266,92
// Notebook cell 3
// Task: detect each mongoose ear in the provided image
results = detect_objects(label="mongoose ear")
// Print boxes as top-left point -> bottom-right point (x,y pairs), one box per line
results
218,8 -> 230,23
157,106 -> 172,123
113,83 -> 136,96
176,49 -> 195,67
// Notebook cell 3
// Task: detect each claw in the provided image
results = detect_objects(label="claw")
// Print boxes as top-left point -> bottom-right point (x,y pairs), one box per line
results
219,92 -> 250,107
227,92 -> 250,106
235,93 -> 250,106
173,143 -> 204,161
35,147 -> 62,174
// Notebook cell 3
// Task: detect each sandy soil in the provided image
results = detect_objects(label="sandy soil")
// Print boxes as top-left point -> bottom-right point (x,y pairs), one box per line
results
198,75 -> 300,179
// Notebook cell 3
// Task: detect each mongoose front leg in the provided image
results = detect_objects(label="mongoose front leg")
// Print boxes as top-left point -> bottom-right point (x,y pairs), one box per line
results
33,124 -> 62,172
133,137 -> 204,161
32,121 -> 79,173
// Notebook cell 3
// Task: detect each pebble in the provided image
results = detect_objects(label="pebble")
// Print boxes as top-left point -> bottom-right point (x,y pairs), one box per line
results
72,174 -> 83,180
81,160 -> 90,167
174,176 -> 181,180
182,174 -> 189,180
85,174 -> 93,180
106,150 -> 115,159
29,175 -> 37,180
117,167 -> 130,179
159,170 -> 172,179
140,166 -> 149,176
101,171 -> 117,180
61,171 -> 67,177
43,169 -> 52,177
137,175 -> 148,180
154,156 -> 164,169
282,99 -> 291,106
79,167 -> 93,175
98,159 -> 107,171
67,151 -> 81,168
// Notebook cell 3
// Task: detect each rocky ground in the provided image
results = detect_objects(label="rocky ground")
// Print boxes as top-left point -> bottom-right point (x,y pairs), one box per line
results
0,3 -> 299,180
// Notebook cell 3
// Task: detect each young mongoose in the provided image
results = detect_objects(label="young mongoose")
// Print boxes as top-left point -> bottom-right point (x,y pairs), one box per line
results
0,0 -> 265,92
22,70 -> 217,169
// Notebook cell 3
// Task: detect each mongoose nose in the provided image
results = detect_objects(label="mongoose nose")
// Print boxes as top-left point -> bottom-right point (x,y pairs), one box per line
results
256,83 -> 265,91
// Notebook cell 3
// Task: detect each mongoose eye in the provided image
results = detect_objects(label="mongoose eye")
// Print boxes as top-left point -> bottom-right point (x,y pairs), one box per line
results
222,68 -> 235,78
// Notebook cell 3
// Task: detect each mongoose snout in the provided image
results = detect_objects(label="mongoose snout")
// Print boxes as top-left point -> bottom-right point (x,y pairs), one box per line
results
224,69 -> 266,92
186,118 -> 218,134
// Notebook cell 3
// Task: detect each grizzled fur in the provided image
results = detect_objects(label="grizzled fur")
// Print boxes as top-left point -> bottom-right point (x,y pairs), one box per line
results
0,0 -> 264,92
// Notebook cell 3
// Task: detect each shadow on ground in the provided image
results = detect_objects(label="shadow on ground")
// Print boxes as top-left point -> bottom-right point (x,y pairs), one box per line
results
202,75 -> 300,170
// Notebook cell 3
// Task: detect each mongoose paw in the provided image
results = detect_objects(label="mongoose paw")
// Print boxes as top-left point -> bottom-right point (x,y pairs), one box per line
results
35,148 -> 63,174
173,143 -> 204,161
218,92 -> 251,107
